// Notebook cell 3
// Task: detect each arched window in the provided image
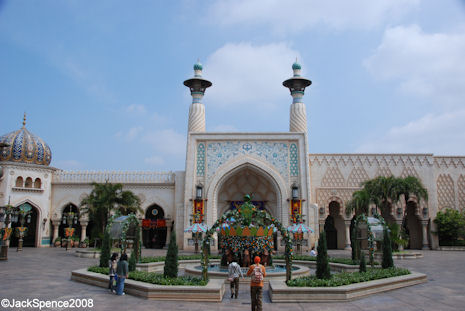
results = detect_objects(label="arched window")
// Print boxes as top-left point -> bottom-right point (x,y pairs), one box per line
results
15,176 -> 24,187
34,178 -> 42,189
25,177 -> 33,188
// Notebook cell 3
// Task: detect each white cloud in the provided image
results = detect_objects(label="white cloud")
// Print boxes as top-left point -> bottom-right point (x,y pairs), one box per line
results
208,0 -> 420,33
357,109 -> 465,155
144,155 -> 165,166
115,126 -> 143,142
364,25 -> 465,107
204,42 -> 301,110
142,129 -> 186,156
126,104 -> 146,114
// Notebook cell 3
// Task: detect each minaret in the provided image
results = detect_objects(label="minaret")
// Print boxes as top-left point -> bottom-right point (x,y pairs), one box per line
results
283,60 -> 312,133
183,61 -> 212,132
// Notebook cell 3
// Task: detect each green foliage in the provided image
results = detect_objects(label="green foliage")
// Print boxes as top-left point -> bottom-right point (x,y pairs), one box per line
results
382,228 -> 394,269
351,225 -> 360,262
316,232 -> 331,280
287,267 -> 410,287
128,251 -> 137,272
359,253 -> 366,272
99,229 -> 111,268
388,223 -> 408,251
274,254 -> 364,265
346,189 -> 371,215
87,267 -> 207,286
164,230 -> 178,278
434,208 -> 465,244
80,182 -> 142,238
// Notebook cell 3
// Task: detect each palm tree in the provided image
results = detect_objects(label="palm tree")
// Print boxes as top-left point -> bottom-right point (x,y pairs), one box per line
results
363,176 -> 402,217
80,181 -> 142,237
346,189 -> 372,216
398,176 -> 428,210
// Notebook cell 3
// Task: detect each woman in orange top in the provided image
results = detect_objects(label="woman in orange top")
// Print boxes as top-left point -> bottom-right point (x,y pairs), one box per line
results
246,256 -> 266,311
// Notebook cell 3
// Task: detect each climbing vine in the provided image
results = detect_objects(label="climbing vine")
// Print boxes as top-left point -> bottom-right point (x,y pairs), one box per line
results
353,213 -> 387,267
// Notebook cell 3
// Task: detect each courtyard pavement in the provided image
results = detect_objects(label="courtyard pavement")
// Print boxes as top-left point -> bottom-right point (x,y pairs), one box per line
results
0,247 -> 464,311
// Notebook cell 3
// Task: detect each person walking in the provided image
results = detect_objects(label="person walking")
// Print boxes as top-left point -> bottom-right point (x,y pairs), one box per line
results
246,256 -> 266,311
116,253 -> 129,296
108,253 -> 118,293
228,256 -> 244,299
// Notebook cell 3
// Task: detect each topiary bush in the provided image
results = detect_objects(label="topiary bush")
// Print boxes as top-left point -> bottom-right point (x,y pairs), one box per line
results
316,232 -> 331,280
99,230 -> 111,268
359,253 -> 366,273
382,228 -> 394,269
164,230 -> 178,278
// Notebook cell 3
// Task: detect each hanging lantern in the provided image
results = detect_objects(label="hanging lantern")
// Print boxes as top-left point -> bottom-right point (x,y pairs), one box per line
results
62,216 -> 66,225
26,214 -> 31,224
74,216 -> 78,225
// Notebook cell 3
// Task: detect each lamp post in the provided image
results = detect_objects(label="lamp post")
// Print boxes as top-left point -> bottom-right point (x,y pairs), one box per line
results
0,201 -> 15,260
15,204 -> 32,252
62,211 -> 78,251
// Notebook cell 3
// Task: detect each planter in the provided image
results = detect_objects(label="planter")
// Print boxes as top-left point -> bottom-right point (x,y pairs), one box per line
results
438,246 -> 465,251
54,241 -> 61,247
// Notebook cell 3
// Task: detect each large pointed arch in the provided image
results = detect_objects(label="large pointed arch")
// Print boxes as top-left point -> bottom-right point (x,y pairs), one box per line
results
11,199 -> 42,247
206,155 -> 289,227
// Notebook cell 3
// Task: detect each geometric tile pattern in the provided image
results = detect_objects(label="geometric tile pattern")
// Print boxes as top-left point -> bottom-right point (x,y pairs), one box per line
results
347,167 -> 369,187
206,141 -> 289,180
437,174 -> 455,210
458,175 -> 465,211
289,143 -> 299,177
400,166 -> 419,178
321,167 -> 345,187
196,143 -> 205,177
376,167 -> 393,177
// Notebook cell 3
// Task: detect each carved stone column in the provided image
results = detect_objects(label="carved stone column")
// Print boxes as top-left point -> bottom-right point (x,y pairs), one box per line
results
421,220 -> 429,250
51,220 -> 61,243
80,221 -> 88,242
344,220 -> 352,250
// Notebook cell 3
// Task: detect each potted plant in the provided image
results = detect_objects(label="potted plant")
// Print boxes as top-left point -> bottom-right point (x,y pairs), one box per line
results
54,237 -> 62,247
72,236 -> 79,247
80,238 -> 89,248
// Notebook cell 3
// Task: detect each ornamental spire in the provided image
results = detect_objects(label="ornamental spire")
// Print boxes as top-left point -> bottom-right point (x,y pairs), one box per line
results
22,112 -> 26,127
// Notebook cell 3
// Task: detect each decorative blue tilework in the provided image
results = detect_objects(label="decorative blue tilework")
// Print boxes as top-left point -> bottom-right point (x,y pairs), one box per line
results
12,130 -> 24,160
290,143 -> 299,176
206,141 -> 289,180
196,143 -> 205,176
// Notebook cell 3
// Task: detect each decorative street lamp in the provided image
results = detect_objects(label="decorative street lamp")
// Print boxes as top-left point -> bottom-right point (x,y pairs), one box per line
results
0,200 -> 15,260
62,211 -> 78,251
15,204 -> 32,252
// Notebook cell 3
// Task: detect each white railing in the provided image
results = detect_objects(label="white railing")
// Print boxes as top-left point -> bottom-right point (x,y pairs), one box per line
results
52,170 -> 175,184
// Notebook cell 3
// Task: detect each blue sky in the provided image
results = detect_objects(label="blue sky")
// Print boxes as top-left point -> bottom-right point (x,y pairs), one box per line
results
1,0 -> 465,171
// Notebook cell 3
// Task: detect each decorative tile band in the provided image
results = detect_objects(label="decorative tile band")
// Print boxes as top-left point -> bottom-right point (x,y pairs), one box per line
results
290,143 -> 299,176
196,143 -> 205,177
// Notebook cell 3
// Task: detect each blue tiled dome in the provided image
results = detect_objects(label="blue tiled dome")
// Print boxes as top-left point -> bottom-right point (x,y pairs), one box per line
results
0,124 -> 52,166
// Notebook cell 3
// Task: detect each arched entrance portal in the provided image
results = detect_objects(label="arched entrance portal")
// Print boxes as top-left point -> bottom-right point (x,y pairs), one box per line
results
404,201 -> 422,249
324,201 -> 345,249
142,205 -> 167,249
10,203 -> 39,247
216,165 -> 279,250
59,204 -> 81,240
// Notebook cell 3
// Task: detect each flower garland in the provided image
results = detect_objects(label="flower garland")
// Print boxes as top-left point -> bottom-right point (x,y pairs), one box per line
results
200,195 -> 294,282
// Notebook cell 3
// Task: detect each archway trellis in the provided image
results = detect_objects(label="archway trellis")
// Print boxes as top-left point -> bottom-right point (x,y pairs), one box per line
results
201,195 -> 294,282
353,213 -> 387,267
106,213 -> 141,259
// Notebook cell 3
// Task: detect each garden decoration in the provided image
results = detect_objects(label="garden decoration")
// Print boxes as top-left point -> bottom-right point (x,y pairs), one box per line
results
287,223 -> 314,254
106,214 -> 141,262
0,201 -> 15,260
200,194 -> 294,282
184,223 -> 209,253
354,214 -> 387,267
15,203 -> 32,252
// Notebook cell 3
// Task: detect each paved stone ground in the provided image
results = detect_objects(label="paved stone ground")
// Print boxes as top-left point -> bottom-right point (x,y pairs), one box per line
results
0,248 -> 464,311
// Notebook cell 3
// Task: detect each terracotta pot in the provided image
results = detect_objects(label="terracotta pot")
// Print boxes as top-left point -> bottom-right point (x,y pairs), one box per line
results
54,241 -> 61,247
61,241 -> 67,248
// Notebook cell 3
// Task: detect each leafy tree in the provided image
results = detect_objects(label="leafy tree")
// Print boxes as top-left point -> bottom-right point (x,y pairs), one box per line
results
398,176 -> 428,209
434,208 -> 465,244
382,228 -> 394,269
164,230 -> 178,278
388,223 -> 408,251
346,189 -> 371,216
99,229 -> 111,268
316,231 -> 331,279
359,253 -> 366,273
80,182 -> 141,238
363,176 -> 400,217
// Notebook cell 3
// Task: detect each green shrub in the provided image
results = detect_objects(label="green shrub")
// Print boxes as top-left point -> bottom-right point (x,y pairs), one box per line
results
164,230 -> 178,278
434,208 -> 465,245
359,253 -> 366,273
316,232 -> 331,279
140,254 -> 221,264
273,254 -> 373,266
382,228 -> 394,269
87,266 -> 207,286
99,230 -> 111,268
287,267 -> 410,287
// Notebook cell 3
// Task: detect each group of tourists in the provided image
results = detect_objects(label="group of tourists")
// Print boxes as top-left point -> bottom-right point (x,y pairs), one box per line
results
108,252 -> 129,296
228,255 -> 267,311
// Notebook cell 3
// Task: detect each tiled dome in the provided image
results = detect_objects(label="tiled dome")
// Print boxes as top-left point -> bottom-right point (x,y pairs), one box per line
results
0,116 -> 52,166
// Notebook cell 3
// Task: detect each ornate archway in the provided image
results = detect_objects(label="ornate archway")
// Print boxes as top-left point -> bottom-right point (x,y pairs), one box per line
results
9,201 -> 40,247
142,204 -> 167,249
